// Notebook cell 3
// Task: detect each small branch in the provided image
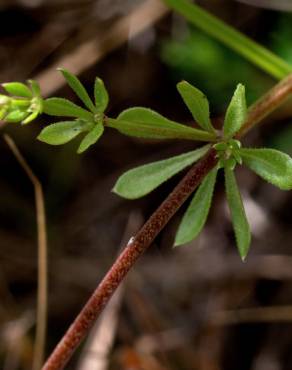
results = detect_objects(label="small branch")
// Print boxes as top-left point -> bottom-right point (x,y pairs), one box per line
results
3,134 -> 48,370
42,71 -> 292,370
237,73 -> 292,138
42,148 -> 218,370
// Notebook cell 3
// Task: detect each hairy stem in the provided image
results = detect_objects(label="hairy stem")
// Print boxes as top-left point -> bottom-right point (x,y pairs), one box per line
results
42,74 -> 292,370
42,148 -> 218,370
237,73 -> 292,138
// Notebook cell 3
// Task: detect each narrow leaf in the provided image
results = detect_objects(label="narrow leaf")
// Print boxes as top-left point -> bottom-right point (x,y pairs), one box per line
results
77,124 -> 104,153
0,94 -> 10,105
10,99 -> 30,108
239,148 -> 292,190
224,166 -> 251,260
38,120 -> 89,145
177,81 -> 214,133
2,82 -> 32,98
29,80 -> 41,96
113,144 -> 210,199
5,110 -> 28,122
59,69 -> 96,112
22,110 -> 38,125
107,108 -> 216,142
223,84 -> 247,139
175,168 -> 217,246
43,98 -> 93,121
94,77 -> 109,112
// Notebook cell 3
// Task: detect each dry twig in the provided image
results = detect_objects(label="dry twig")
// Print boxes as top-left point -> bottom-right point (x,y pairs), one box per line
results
3,134 -> 48,370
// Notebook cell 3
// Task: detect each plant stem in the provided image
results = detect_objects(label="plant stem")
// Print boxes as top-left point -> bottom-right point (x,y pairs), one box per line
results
3,134 -> 48,370
42,148 -> 218,370
42,73 -> 292,370
237,73 -> 292,138
163,0 -> 292,79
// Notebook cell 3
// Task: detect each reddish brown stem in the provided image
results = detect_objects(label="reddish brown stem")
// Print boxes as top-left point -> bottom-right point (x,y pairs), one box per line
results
43,73 -> 292,370
237,74 -> 292,138
42,148 -> 218,370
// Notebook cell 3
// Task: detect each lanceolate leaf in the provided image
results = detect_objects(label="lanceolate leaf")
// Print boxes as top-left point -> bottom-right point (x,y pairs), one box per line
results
77,123 -> 104,153
175,167 -> 217,246
113,144 -> 210,199
2,82 -> 32,98
177,81 -> 215,133
108,108 -> 216,142
22,110 -> 38,125
38,120 -> 90,145
94,77 -> 109,112
239,148 -> 292,190
223,84 -> 247,139
43,98 -> 93,121
29,80 -> 41,96
224,166 -> 251,261
5,110 -> 28,122
59,69 -> 96,113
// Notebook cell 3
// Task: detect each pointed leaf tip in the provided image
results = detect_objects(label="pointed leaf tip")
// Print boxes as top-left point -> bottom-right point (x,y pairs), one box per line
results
223,84 -> 247,139
224,166 -> 251,260
77,123 -> 104,153
94,77 -> 109,112
59,68 -> 96,113
239,148 -> 292,190
177,81 -> 215,133
175,167 -> 217,246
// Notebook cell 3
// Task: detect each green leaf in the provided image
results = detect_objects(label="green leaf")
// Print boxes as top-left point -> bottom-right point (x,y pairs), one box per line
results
38,120 -> 90,145
107,108 -> 216,142
175,167 -> 217,246
0,94 -> 10,105
0,108 -> 7,120
2,82 -> 32,98
5,110 -> 28,122
177,81 -> 214,133
94,77 -> 109,112
59,69 -> 96,112
43,98 -> 93,121
77,124 -> 104,153
239,148 -> 292,190
113,144 -> 210,199
22,110 -> 38,125
10,99 -> 30,108
224,166 -> 251,261
29,80 -> 41,97
223,84 -> 247,139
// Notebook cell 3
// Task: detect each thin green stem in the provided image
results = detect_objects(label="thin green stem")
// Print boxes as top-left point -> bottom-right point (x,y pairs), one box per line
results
163,0 -> 292,80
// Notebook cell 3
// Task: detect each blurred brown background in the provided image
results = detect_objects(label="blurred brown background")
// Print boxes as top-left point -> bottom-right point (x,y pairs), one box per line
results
1,0 -> 292,369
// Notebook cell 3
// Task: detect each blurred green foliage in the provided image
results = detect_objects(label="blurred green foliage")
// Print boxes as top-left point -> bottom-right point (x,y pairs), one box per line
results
270,14 -> 292,65
161,27 -> 273,112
